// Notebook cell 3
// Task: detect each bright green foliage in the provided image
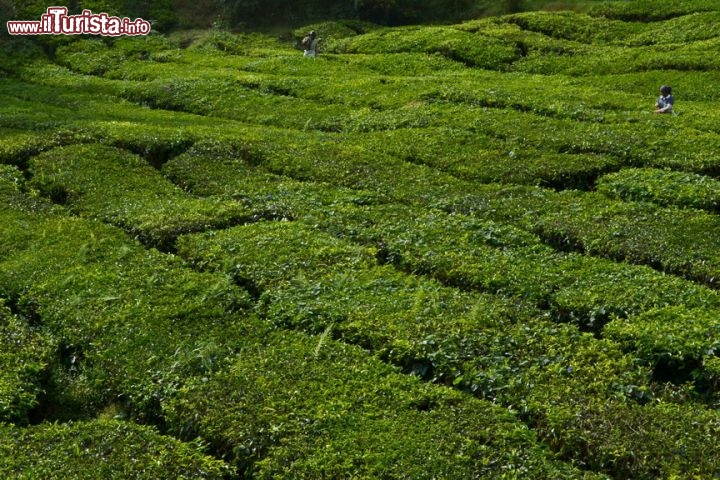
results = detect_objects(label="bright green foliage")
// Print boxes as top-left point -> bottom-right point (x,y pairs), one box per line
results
302,202 -> 720,323
177,220 -> 377,291
259,264 -> 632,393
0,420 -> 229,479
363,128 -> 621,188
588,0 -> 720,21
0,174 -> 251,418
463,10 -> 720,75
502,11 -> 645,44
0,163 -> 594,479
623,11 -> 720,45
162,140 -> 388,212
0,164 -> 60,218
171,193 -> 720,479
330,26 -> 521,68
6,3 -> 720,478
605,306 -> 720,386
0,300 -> 53,424
529,190 -> 720,287
0,129 -> 54,166
55,39 -> 136,76
543,401 -> 720,478
438,181 -> 720,290
165,329 -> 601,479
29,144 -> 254,249
597,167 -> 720,211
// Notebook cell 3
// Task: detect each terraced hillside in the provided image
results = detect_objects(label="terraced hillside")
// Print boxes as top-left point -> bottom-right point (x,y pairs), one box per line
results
3,1 -> 720,478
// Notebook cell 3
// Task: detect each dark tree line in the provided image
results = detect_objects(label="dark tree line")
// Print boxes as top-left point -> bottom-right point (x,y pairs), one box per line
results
9,0 -> 532,30
215,0 -> 480,26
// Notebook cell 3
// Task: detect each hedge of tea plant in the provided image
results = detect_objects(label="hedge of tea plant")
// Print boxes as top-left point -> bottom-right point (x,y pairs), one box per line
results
162,140 -> 389,211
0,420 -> 229,479
328,25 -> 521,68
527,190 -> 720,287
164,327 -> 604,479
588,0 -> 720,21
29,26 -> 720,176
604,306 -> 720,388
176,220 -> 377,292
5,3 -> 720,478
167,146 -> 720,327
502,11 -> 646,44
292,201 -> 720,318
0,170 -> 252,419
29,144 -> 255,250
597,167 -> 720,211
173,209 -> 720,478
0,129 -> 54,166
260,271 -> 720,478
1,148 -> 603,478
173,218 -> 610,477
361,127 -> 622,188
0,299 -> 53,425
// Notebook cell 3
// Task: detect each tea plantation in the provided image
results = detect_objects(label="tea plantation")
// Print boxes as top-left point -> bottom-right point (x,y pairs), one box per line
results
4,0 -> 720,478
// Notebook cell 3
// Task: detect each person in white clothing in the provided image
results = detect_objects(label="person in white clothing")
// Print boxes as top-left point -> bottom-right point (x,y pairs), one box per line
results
302,30 -> 318,58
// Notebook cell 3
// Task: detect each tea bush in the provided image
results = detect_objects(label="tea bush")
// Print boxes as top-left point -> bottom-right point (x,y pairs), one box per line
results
588,0 -> 720,21
0,300 -> 53,424
169,190 -> 720,478
163,141 -> 388,221
162,140 -> 290,195
0,177 -> 251,418
29,144 -> 254,250
177,220 -> 377,291
178,220 -> 541,377
0,162 -> 600,478
334,52 -> 466,76
0,164 -> 60,221
542,399 -> 720,478
7,5 -> 720,478
164,328 -> 602,479
0,420 -> 229,479
597,167 -> 720,211
605,306 -> 720,387
623,11 -> 720,45
260,264 -> 640,402
186,30 -> 294,56
302,202 -> 720,324
504,11 -> 645,44
0,78 -> 83,133
438,181 -> 720,289
363,128 -> 621,188
54,35 -> 184,77
255,256 -> 720,478
512,40 -> 720,75
120,75 -> 351,129
0,129 -> 54,167
329,26 -> 521,69
2,168 -> 598,478
530,190 -> 720,286
55,39 -> 132,77
242,132 -> 466,202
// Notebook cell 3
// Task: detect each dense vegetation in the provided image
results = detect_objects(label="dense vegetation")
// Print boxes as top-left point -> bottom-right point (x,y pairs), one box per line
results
7,0 -> 591,30
4,0 -> 720,478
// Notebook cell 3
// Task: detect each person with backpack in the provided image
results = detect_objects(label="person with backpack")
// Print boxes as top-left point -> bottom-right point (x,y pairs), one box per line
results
302,30 -> 318,58
654,85 -> 674,114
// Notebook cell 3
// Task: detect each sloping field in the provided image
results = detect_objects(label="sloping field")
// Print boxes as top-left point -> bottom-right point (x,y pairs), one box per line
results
3,1 -> 720,478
